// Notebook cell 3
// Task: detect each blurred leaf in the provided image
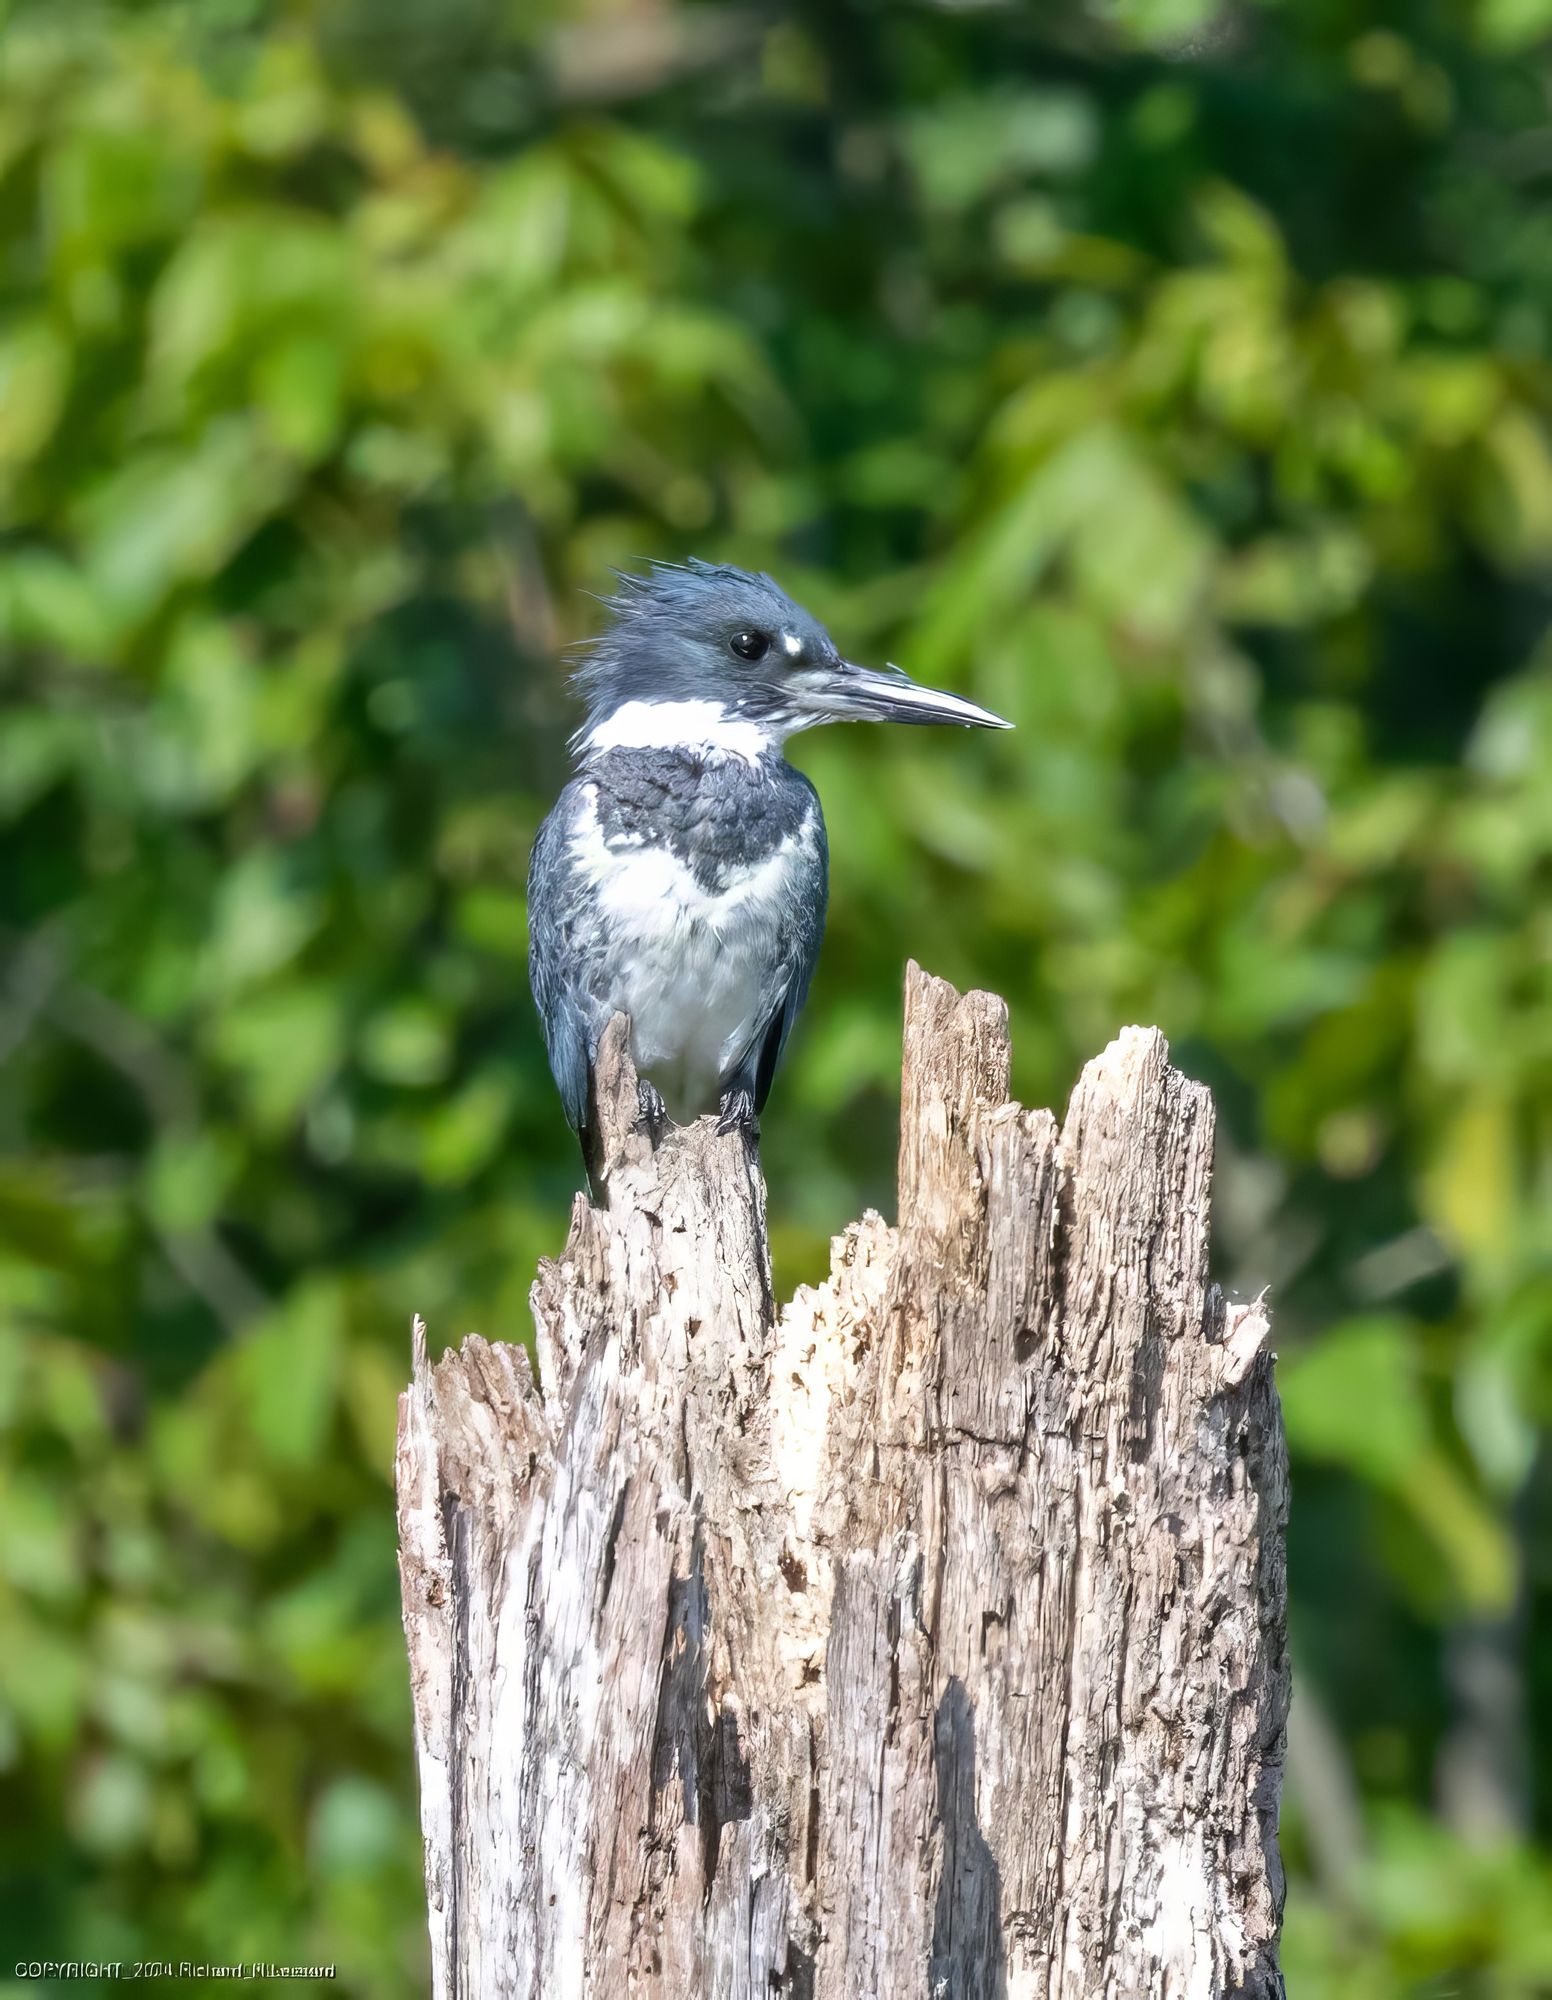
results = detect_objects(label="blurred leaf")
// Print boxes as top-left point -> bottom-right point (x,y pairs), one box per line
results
0,320 -> 69,467
1280,1316 -> 1431,1486
199,854 -> 324,999
359,999 -> 453,1089
235,1279 -> 344,1469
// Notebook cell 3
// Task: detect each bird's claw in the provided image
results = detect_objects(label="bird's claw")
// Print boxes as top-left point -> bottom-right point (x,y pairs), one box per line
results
636,1078 -> 667,1139
716,1087 -> 759,1139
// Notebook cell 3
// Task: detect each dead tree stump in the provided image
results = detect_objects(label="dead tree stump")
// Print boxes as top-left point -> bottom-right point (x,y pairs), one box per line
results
396,965 -> 1289,1999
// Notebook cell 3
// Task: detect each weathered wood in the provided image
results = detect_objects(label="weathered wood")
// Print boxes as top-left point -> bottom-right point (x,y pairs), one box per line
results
396,964 -> 1289,1999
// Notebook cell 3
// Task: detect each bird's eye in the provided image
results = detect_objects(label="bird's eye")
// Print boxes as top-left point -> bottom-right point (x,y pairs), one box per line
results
729,630 -> 770,662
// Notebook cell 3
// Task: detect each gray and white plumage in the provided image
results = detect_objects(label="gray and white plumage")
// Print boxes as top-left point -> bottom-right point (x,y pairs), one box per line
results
527,561 -> 1008,1152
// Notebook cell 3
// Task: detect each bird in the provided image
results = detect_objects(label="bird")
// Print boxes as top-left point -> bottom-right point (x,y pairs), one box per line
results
527,560 -> 1010,1162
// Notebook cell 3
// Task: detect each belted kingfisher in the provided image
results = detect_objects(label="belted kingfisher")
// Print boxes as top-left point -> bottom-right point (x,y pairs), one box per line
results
527,561 -> 1009,1157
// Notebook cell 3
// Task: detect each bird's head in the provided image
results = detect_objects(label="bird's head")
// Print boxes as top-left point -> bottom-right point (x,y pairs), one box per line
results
569,560 -> 1009,759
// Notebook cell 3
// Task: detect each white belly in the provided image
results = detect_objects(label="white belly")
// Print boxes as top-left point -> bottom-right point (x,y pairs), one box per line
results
575,807 -> 805,1113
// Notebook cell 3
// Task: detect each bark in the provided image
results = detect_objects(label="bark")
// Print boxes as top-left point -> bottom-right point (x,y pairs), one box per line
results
396,964 -> 1289,1999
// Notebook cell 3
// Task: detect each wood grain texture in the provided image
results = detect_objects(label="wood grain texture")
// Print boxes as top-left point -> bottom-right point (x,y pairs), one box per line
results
396,965 -> 1289,1999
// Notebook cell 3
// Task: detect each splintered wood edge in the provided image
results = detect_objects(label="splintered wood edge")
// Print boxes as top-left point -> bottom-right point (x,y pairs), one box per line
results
902,958 -> 1010,1096
404,979 -> 1271,1404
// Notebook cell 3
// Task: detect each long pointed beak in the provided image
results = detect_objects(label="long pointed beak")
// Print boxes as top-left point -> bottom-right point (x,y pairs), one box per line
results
802,661 -> 1012,731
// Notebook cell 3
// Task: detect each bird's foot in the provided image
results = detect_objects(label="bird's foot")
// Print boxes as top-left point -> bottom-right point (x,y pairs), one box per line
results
635,1077 -> 668,1141
716,1085 -> 759,1139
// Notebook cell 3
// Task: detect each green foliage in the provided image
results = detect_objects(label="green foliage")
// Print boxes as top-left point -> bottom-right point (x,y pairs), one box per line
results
3,2 -> 1552,1993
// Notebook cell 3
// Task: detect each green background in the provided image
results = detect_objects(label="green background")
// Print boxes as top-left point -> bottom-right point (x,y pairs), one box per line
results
3,0 -> 1552,1992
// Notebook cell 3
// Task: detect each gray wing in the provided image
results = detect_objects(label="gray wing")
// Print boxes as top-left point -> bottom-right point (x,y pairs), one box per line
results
731,789 -> 829,1114
527,781 -> 607,1132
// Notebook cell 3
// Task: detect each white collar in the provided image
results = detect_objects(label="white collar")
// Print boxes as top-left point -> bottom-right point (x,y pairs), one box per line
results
578,699 -> 781,764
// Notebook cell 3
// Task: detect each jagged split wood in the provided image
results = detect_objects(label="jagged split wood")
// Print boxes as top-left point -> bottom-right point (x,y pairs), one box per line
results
396,965 -> 1289,1999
